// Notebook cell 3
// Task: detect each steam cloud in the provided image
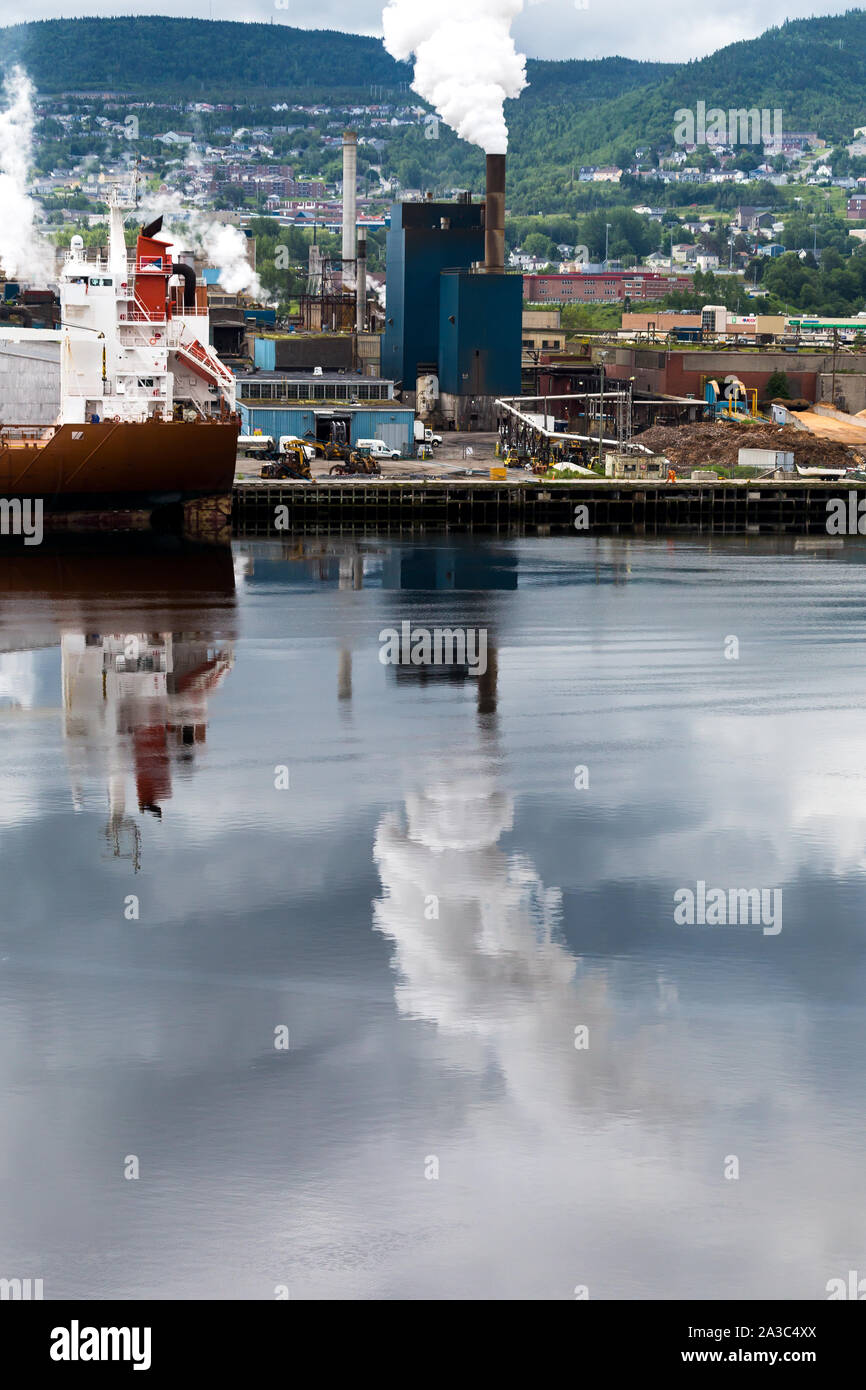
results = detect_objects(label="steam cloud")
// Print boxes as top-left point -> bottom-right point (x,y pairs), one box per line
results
382,0 -> 528,154
0,65 -> 52,281
138,191 -> 262,297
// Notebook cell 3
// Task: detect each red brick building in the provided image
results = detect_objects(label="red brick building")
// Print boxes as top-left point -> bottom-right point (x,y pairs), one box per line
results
523,272 -> 694,303
600,347 -> 823,401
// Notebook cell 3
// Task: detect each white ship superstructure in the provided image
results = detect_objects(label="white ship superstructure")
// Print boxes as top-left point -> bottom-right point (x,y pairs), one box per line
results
59,190 -> 237,426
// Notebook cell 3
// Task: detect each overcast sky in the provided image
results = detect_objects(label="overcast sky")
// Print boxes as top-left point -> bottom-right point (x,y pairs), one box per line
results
0,2 -> 855,64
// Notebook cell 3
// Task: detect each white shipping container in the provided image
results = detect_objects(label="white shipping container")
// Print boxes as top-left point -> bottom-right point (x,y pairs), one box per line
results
738,448 -> 794,471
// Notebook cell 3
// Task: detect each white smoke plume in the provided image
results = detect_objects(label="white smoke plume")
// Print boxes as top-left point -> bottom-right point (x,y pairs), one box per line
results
0,65 -> 52,282
138,191 -> 262,298
382,0 -> 528,154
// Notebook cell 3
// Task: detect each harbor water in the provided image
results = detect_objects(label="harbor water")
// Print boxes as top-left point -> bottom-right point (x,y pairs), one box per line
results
0,532 -> 864,1300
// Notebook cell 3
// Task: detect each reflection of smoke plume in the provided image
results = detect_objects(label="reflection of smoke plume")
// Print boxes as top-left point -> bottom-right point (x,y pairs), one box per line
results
372,761 -> 679,1130
374,764 -> 574,1040
0,66 -> 52,281
382,1 -> 528,154
138,192 -> 261,297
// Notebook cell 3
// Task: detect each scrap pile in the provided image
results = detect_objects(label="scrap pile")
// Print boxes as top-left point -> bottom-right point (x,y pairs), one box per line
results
635,421 -> 865,473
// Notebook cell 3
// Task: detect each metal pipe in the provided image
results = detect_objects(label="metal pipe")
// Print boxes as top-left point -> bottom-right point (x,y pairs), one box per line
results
356,227 -> 367,335
484,153 -> 506,273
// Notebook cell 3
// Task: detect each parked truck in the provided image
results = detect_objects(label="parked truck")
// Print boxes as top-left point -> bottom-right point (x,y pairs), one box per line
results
414,420 -> 442,448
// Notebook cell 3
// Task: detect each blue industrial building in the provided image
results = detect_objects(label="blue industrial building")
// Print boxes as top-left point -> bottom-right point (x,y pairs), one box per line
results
380,163 -> 522,427
382,199 -> 486,387
236,369 -> 414,453
438,268 -> 524,399
238,404 -> 414,454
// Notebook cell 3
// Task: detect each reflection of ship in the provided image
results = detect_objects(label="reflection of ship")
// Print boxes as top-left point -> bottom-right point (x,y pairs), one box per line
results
62,632 -> 234,869
0,537 -> 237,634
0,189 -> 239,510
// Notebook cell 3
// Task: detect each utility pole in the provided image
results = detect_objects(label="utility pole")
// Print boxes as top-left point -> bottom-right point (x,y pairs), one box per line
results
831,328 -> 838,406
604,222 -> 611,270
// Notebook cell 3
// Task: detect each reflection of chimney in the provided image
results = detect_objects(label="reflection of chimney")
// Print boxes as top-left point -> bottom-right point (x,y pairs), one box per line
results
484,153 -> 506,274
342,131 -> 358,290
477,641 -> 498,718
338,649 -> 352,701
356,226 -> 367,333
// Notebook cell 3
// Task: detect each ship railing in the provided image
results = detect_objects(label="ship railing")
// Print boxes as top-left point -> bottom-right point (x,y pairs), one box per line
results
119,329 -> 166,347
119,307 -> 166,324
171,332 -> 235,389
1,425 -> 56,441
120,300 -> 208,324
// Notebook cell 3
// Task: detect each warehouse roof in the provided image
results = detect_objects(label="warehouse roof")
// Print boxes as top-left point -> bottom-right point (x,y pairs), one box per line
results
234,370 -> 391,386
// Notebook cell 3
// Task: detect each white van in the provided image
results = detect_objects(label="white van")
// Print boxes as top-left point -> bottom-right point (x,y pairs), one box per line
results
356,438 -> 401,460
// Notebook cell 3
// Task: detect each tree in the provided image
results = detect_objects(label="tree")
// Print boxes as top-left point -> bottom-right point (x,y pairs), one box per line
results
765,371 -> 791,399
523,232 -> 558,261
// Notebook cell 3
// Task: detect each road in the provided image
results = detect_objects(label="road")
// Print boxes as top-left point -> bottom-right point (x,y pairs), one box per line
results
235,432 -> 504,482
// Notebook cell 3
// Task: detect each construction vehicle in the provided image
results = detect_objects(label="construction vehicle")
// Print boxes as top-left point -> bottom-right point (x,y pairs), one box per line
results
503,448 -> 528,469
503,447 -> 547,474
308,439 -> 351,464
329,447 -> 382,478
260,442 -> 312,481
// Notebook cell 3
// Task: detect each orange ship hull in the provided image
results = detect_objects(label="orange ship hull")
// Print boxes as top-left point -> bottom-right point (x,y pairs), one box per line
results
0,418 -> 239,509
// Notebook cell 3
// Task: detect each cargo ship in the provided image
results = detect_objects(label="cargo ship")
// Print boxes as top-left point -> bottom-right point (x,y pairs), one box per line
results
0,189 -> 240,512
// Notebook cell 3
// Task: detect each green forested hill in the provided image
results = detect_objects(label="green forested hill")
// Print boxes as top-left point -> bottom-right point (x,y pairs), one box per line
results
0,17 -> 674,105
0,17 -> 409,98
553,12 -> 866,162
4,12 -> 866,208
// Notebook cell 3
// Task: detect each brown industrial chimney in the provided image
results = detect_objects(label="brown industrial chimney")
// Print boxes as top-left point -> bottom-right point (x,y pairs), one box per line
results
484,153 -> 506,273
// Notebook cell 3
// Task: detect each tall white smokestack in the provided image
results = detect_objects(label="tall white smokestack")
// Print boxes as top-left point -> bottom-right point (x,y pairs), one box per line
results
342,130 -> 358,291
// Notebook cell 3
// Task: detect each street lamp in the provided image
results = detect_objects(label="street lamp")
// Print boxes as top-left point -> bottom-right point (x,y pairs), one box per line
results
831,327 -> 838,406
597,350 -> 607,465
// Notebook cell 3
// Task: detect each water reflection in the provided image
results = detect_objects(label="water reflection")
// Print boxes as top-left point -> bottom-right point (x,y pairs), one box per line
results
0,539 -> 237,871
62,633 -> 234,868
373,635 -> 609,1127
1,533 -> 866,1299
